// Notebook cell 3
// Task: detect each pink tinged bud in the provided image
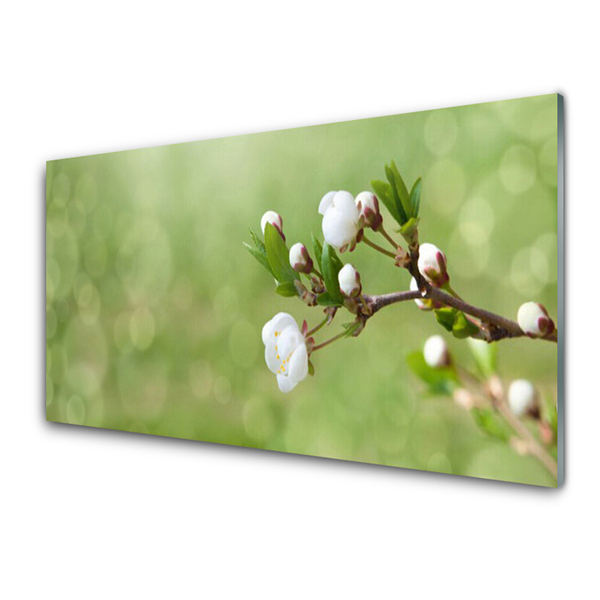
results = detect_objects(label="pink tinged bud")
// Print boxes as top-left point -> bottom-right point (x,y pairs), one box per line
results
355,191 -> 383,231
423,335 -> 450,368
508,379 -> 537,417
517,302 -> 555,337
289,243 -> 313,274
417,243 -> 449,287
260,210 -> 285,240
338,263 -> 361,297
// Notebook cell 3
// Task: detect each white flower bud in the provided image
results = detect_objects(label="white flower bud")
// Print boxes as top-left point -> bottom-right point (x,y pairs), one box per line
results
423,335 -> 450,368
517,302 -> 555,337
355,191 -> 382,230
508,379 -> 537,417
338,263 -> 361,297
260,210 -> 285,240
418,243 -> 449,287
289,243 -> 313,274
318,190 -> 361,252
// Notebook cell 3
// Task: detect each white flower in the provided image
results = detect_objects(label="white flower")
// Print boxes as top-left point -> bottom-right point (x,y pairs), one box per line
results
318,190 -> 361,251
418,243 -> 449,287
262,313 -> 309,393
338,263 -> 361,297
289,243 -> 313,274
355,191 -> 382,230
517,302 -> 555,337
260,210 -> 285,239
423,335 -> 450,368
508,379 -> 536,417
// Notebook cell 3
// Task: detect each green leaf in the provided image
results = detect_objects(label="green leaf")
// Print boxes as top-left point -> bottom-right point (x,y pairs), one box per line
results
471,408 -> 511,442
467,338 -> 497,378
388,161 -> 413,222
342,321 -> 358,332
311,233 -> 323,269
275,282 -> 299,297
371,179 -> 403,226
452,312 -> 480,339
264,223 -> 297,284
410,177 -> 422,217
435,307 -> 458,332
406,351 -> 457,396
316,292 -> 342,307
400,217 -> 420,239
320,243 -> 344,304
249,227 -> 266,254
244,242 -> 275,278
385,165 -> 409,224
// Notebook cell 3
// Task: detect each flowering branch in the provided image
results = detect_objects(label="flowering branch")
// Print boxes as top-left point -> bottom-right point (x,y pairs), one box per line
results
247,159 -> 558,482
488,381 -> 558,478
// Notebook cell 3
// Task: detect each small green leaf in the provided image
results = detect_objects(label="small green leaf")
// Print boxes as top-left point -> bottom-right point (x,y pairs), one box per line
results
406,351 -> 457,396
342,321 -> 358,332
275,282 -> 299,297
471,408 -> 511,442
434,307 -> 458,332
316,292 -> 342,307
244,242 -> 275,277
264,223 -> 296,284
452,312 -> 480,339
249,227 -> 266,253
410,177 -> 422,217
389,161 -> 413,222
385,165 -> 409,224
400,217 -> 420,239
308,360 -> 315,376
311,233 -> 323,269
467,338 -> 497,378
321,243 -> 344,304
371,179 -> 403,226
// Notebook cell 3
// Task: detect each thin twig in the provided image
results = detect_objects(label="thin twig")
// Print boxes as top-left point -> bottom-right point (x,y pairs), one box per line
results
311,330 -> 349,352
362,236 -> 397,259
378,225 -> 401,251
307,316 -> 328,337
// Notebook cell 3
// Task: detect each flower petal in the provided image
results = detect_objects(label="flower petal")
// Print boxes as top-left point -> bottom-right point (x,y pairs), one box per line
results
277,373 -> 298,393
262,312 -> 297,345
322,209 -> 359,250
318,191 -> 337,215
265,341 -> 280,374
277,325 -> 303,360
333,191 -> 359,221
287,342 -> 308,382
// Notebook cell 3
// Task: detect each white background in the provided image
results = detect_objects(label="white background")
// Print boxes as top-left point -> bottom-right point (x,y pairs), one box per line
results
1,2 -> 597,598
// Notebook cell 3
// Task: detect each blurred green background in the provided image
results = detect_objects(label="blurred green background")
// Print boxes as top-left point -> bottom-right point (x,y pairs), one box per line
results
46,94 -> 558,485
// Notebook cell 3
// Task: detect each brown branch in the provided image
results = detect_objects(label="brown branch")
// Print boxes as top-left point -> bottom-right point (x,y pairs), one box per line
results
428,287 -> 557,343
362,287 -> 557,344
363,290 -> 422,314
